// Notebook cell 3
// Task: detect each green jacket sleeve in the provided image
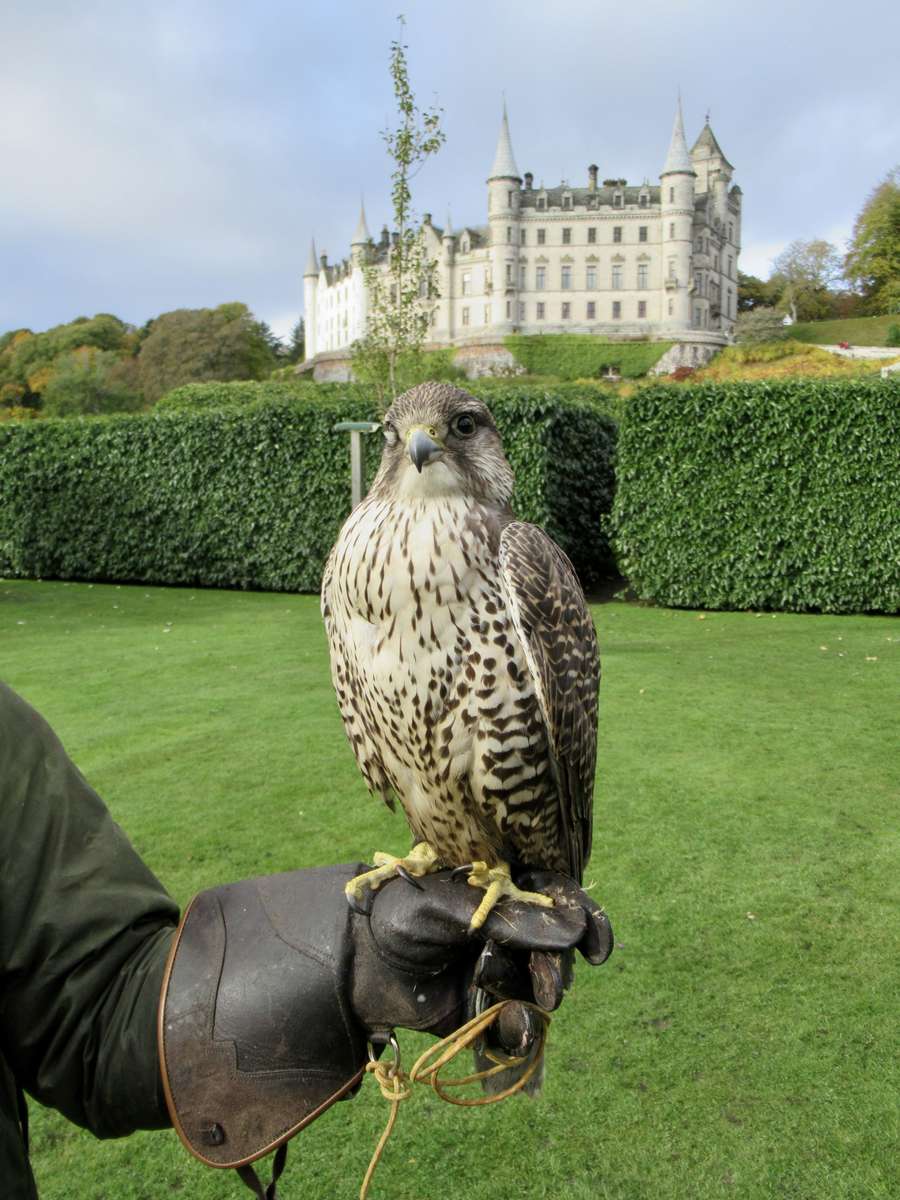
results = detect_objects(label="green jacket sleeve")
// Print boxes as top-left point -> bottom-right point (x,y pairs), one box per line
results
0,682 -> 179,1138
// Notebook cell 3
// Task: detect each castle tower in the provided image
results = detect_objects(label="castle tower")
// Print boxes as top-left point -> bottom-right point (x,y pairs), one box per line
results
303,238 -> 318,359
660,98 -> 696,332
441,214 -> 456,341
486,104 -> 522,333
350,200 -> 370,265
691,121 -> 734,228
349,201 -> 371,343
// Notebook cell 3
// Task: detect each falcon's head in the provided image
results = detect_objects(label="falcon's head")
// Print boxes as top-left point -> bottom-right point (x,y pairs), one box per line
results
373,382 -> 514,507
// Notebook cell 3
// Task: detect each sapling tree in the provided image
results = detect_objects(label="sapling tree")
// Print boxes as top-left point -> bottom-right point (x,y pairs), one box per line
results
352,17 -> 445,409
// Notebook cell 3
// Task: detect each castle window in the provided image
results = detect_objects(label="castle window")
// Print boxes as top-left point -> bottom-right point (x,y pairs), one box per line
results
612,301 -> 621,319
561,265 -> 572,290
507,227 -> 512,243
520,228 -> 527,244
614,192 -> 623,207
587,301 -> 596,319
537,196 -> 546,210
518,301 -> 525,322
461,271 -> 471,296
668,257 -> 676,280
613,226 -> 622,243
639,226 -> 648,242
461,237 -> 469,253
728,256 -> 734,277
562,228 -> 571,245
462,307 -> 470,327
506,300 -> 511,318
638,300 -> 647,318
519,264 -> 527,287
611,265 -> 622,290
588,227 -> 597,244
637,264 -> 648,289
694,307 -> 701,327
536,302 -> 545,320
640,193 -> 648,207
728,222 -> 734,242
508,191 -> 514,206
586,265 -> 597,289
536,266 -> 546,290
563,194 -> 572,209
668,298 -> 674,316
669,222 -> 675,238
506,263 -> 513,284
484,305 -> 491,325
562,302 -> 571,319
669,187 -> 674,202
537,229 -> 546,245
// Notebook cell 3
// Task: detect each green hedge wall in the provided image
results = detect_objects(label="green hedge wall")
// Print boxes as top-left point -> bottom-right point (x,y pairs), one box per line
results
505,335 -> 671,380
610,376 -> 900,613
0,386 -> 616,593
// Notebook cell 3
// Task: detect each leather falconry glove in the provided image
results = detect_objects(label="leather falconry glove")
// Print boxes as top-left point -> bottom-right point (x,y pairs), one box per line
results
159,862 -> 612,1197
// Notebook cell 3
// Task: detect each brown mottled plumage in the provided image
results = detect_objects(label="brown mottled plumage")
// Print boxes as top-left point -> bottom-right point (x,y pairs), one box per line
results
321,382 -> 599,886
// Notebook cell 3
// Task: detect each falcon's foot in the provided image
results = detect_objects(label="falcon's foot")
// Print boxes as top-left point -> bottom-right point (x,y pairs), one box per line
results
345,841 -> 441,904
466,861 -> 555,931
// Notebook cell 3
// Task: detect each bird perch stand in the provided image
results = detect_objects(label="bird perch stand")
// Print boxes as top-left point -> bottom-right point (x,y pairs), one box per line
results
333,421 -> 381,508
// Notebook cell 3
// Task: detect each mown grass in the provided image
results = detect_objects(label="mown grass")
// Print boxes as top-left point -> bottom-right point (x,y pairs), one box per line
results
3,580 -> 897,1200
692,341 -> 899,383
785,314 -> 899,347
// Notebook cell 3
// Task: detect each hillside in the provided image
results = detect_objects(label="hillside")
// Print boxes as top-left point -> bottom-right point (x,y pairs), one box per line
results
785,314 -> 898,347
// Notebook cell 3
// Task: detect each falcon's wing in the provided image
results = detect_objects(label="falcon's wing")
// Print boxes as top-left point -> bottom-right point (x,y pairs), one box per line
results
321,546 -> 396,812
498,522 -> 599,882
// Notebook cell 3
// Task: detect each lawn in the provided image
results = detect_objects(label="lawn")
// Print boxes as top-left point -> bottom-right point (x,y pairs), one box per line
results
3,580 -> 897,1200
785,314 -> 899,347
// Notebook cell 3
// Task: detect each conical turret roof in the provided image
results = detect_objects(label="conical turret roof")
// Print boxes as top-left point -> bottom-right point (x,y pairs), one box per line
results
691,122 -> 734,170
304,238 -> 318,276
488,103 -> 521,181
351,200 -> 370,245
661,98 -> 694,176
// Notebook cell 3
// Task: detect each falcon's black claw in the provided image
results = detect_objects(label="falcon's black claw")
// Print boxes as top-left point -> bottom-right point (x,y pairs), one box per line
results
396,866 -> 424,891
450,863 -> 475,879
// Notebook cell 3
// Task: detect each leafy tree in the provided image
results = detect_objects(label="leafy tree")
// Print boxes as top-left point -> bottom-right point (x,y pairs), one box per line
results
769,239 -> 844,322
41,348 -> 143,417
352,17 -> 445,408
138,303 -> 277,404
734,306 -> 789,345
737,272 -> 776,313
844,166 -> 900,315
0,315 -> 134,407
287,318 -> 305,364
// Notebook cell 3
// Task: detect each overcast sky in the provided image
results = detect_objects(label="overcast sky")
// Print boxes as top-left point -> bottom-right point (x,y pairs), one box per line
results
2,0 -> 898,340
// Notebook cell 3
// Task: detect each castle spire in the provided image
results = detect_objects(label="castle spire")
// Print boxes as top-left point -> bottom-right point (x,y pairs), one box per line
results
351,199 -> 370,246
304,237 -> 319,276
661,96 -> 694,176
691,120 -> 734,171
488,102 -> 521,181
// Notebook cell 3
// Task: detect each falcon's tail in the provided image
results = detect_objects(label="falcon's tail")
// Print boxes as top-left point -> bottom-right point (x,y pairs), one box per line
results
472,990 -> 545,1098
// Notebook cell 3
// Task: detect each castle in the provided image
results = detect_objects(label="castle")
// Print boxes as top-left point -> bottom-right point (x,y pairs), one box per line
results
302,101 -> 741,377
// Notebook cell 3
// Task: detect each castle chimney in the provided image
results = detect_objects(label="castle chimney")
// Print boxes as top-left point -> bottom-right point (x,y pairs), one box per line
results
524,172 -> 533,191
319,253 -> 328,269
588,164 -> 598,191
380,225 -> 389,248
391,230 -> 399,247
423,212 -> 432,225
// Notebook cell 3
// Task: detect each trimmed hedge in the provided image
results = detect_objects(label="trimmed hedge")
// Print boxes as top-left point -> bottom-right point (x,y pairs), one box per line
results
610,376 -> 900,613
505,335 -> 671,380
0,386 -> 616,593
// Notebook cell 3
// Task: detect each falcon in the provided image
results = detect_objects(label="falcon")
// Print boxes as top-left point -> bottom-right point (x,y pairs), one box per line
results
321,382 -> 599,927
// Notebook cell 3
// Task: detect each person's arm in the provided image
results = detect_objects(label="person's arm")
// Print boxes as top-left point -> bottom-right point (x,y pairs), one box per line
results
0,683 -> 179,1137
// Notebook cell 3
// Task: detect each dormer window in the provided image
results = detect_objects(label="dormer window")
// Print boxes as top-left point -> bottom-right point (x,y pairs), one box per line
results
461,236 -> 469,253
614,192 -> 623,207
562,193 -> 572,210
536,195 -> 546,210
639,190 -> 649,207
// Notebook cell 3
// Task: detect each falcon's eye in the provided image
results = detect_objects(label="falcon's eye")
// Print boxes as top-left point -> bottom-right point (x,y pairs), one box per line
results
452,413 -> 478,438
383,421 -> 398,446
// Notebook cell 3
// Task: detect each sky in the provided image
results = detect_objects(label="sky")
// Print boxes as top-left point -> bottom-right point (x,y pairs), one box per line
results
2,0 -> 899,342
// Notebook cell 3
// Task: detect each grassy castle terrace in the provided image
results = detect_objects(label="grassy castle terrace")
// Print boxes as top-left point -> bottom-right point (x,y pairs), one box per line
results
5,580 -> 897,1200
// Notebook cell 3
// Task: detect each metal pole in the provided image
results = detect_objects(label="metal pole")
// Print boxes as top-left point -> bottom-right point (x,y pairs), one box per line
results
350,430 -> 363,508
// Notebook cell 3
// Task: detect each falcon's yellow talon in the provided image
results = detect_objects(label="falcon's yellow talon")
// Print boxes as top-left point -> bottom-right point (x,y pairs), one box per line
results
345,841 -> 441,901
466,860 -> 554,930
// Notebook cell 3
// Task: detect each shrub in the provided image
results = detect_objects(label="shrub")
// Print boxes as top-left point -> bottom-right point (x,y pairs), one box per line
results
0,385 -> 616,593
886,323 -> 900,347
610,376 -> 900,613
734,307 -> 790,344
504,335 -> 671,380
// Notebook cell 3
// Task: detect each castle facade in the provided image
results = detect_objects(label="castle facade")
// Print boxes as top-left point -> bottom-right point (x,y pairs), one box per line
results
302,102 -> 741,369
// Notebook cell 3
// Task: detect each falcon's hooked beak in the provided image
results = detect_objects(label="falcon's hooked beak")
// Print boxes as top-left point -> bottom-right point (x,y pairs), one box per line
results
406,426 -> 444,473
